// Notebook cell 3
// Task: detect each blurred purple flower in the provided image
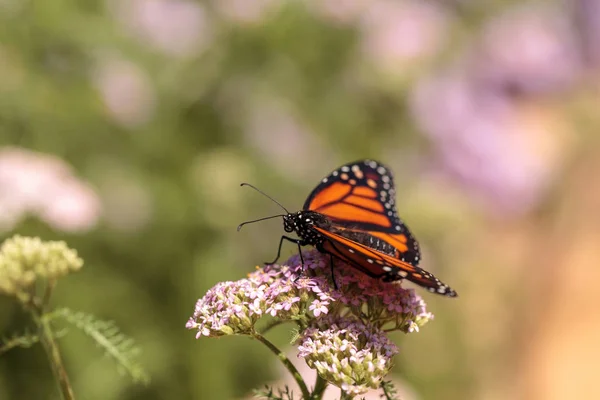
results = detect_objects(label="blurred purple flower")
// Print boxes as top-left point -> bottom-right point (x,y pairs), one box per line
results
359,0 -> 449,68
93,56 -> 156,127
214,0 -> 277,24
309,0 -> 370,24
574,0 -> 600,67
410,4 -> 577,216
0,147 -> 101,232
111,0 -> 211,57
413,67 -> 569,215
243,99 -> 332,179
471,4 -> 581,95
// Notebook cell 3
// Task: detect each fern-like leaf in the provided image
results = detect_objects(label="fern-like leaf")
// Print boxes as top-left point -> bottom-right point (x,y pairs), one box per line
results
380,380 -> 399,400
0,327 -> 68,356
289,327 -> 300,346
49,308 -> 150,384
254,385 -> 296,400
0,329 -> 40,355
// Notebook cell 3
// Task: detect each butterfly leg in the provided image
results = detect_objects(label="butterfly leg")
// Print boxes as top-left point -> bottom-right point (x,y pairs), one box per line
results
329,254 -> 338,290
265,235 -> 303,265
297,242 -> 305,268
291,242 -> 307,284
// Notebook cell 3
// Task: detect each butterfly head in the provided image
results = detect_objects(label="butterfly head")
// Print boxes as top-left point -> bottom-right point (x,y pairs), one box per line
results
283,212 -> 312,233
283,211 -> 329,244
283,213 -> 296,233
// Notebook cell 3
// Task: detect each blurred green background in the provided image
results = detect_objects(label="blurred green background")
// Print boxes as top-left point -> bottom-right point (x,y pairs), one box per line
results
2,0 -> 600,399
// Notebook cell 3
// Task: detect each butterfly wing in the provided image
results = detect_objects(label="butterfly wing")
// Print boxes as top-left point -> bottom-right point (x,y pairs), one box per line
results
304,159 -> 420,266
314,226 -> 457,297
304,159 -> 399,232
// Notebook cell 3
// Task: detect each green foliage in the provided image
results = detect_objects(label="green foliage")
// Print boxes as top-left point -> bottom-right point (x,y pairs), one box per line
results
254,384 -> 296,400
0,327 -> 70,356
1,0 -> 572,398
0,329 -> 40,355
51,308 -> 150,385
0,235 -> 148,400
381,380 -> 399,400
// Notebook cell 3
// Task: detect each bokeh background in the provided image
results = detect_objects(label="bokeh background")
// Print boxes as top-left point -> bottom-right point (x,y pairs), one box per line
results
1,0 -> 600,399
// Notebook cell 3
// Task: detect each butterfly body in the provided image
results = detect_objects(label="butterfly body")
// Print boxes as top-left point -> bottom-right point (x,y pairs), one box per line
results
282,211 -> 329,247
244,159 -> 457,297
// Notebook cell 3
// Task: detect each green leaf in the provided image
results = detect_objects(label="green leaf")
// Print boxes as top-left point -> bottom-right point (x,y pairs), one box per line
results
0,329 -> 40,355
49,308 -> 150,385
253,384 -> 296,400
380,380 -> 399,400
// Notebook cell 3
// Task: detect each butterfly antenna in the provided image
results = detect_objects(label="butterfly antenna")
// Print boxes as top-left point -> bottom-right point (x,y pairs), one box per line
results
239,183 -> 290,213
237,214 -> 286,231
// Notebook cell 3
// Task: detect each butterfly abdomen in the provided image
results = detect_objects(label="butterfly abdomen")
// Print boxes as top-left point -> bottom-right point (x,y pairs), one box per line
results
331,229 -> 397,257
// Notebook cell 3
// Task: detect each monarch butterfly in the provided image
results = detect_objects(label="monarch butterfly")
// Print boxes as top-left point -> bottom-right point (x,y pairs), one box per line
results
238,159 -> 457,297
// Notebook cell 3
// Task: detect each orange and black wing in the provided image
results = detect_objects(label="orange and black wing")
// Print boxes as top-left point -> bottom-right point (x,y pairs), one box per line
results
304,159 -> 420,266
314,226 -> 457,297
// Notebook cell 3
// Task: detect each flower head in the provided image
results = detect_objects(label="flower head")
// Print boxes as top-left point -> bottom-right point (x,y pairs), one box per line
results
187,250 -> 433,337
187,250 -> 435,395
297,316 -> 399,396
0,235 -> 83,302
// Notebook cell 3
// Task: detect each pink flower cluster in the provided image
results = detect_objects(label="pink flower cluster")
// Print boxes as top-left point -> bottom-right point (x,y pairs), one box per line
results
0,147 -> 101,232
298,317 -> 399,396
187,250 -> 433,338
186,250 -> 434,394
186,251 -> 334,338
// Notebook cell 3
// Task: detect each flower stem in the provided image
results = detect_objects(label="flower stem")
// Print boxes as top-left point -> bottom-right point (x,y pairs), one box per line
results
30,310 -> 75,400
311,374 -> 328,399
42,280 -> 57,312
340,391 -> 353,400
258,319 -> 286,335
252,332 -> 310,400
